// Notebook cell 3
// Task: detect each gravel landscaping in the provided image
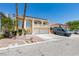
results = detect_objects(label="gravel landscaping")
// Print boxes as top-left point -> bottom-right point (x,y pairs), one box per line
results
0,35 -> 44,48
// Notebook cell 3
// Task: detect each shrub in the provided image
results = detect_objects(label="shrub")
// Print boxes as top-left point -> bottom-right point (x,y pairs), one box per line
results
21,29 -> 27,35
0,32 -> 5,39
12,30 -> 17,36
23,29 -> 27,35
18,29 -> 22,36
3,31 -> 11,38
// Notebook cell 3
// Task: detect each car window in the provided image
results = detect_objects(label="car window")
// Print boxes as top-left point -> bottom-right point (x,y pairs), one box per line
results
56,27 -> 65,31
61,29 -> 65,31
52,27 -> 65,32
56,28 -> 60,31
50,27 -> 52,30
57,28 -> 62,31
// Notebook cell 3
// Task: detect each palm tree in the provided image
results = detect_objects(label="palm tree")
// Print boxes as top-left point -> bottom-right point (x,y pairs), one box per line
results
16,3 -> 18,30
22,3 -> 27,29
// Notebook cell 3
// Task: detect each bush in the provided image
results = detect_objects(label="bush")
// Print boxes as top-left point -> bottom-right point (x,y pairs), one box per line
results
12,30 -> 17,36
0,34 -> 5,39
18,29 -> 22,36
23,29 -> 27,35
11,29 -> 27,36
3,31 -> 11,38
19,29 -> 27,35
0,32 -> 5,39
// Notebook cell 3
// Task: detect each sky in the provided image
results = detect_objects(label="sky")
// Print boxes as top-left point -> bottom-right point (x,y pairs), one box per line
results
0,3 -> 79,24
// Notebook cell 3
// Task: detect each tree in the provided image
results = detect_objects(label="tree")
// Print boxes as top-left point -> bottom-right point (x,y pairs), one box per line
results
66,20 -> 79,31
0,12 -> 7,31
22,3 -> 27,29
16,3 -> 18,30
1,16 -> 13,32
15,3 -> 27,35
0,12 -> 13,31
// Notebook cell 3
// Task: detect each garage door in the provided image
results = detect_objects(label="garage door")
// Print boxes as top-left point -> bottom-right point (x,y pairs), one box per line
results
40,29 -> 48,34
33,28 -> 39,34
34,28 -> 48,34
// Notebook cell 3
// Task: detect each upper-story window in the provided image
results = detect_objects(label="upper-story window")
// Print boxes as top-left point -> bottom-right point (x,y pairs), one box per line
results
43,22 -> 48,25
34,21 -> 41,25
26,21 -> 31,28
34,21 -> 37,24
38,21 -> 41,24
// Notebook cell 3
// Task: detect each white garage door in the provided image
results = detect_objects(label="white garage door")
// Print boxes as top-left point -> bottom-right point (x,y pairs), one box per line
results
40,29 -> 48,34
33,28 -> 39,34
34,28 -> 48,34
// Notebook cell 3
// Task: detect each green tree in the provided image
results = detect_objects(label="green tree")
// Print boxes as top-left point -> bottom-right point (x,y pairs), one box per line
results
66,20 -> 79,31
0,12 -> 14,32
1,17 -> 14,32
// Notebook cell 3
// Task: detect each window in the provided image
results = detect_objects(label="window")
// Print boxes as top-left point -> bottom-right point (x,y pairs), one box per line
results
50,27 -> 53,30
34,21 -> 41,24
43,22 -> 47,25
34,21 -> 37,24
18,20 -> 22,27
38,21 -> 41,24
26,21 -> 31,28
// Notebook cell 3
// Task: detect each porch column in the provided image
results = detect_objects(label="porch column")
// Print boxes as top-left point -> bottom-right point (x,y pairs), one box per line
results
24,18 -> 26,29
41,21 -> 43,26
32,19 -> 34,34
48,24 -> 51,34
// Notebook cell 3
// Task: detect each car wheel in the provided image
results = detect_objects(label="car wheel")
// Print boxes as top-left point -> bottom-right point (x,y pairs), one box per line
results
64,34 -> 67,36
54,32 -> 56,34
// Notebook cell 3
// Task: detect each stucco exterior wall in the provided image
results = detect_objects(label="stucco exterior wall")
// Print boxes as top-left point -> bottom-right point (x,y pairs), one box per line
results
17,16 -> 49,34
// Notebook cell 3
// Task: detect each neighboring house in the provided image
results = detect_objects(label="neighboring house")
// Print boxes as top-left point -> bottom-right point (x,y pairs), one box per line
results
50,23 -> 69,30
17,16 -> 49,34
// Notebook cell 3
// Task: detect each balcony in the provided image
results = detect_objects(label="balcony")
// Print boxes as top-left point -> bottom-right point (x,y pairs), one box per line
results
34,24 -> 48,28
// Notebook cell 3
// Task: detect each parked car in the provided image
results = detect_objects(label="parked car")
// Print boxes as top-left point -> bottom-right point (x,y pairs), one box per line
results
66,30 -> 73,34
73,30 -> 79,34
50,27 -> 71,37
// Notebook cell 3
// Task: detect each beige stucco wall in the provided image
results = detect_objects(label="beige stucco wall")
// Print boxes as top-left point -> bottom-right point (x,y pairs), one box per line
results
17,16 -> 49,34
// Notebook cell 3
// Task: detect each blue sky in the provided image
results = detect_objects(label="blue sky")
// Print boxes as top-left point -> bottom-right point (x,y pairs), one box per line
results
0,3 -> 79,24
